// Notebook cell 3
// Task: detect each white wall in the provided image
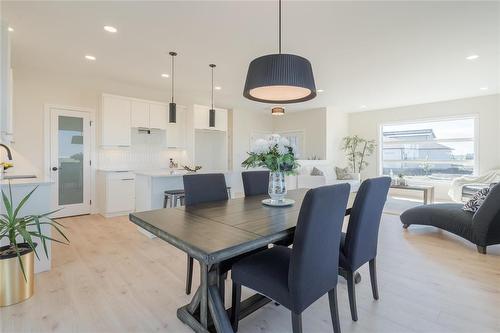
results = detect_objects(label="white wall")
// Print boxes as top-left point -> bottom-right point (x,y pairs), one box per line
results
326,106 -> 349,167
272,108 -> 327,160
348,94 -> 500,200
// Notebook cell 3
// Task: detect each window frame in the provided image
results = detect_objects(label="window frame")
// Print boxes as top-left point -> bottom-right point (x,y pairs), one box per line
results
378,115 -> 480,179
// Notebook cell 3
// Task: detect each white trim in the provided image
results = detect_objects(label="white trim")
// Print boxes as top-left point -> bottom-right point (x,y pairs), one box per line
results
44,104 -> 96,215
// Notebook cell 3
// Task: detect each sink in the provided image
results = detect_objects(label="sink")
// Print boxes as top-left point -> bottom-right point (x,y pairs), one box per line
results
3,174 -> 37,180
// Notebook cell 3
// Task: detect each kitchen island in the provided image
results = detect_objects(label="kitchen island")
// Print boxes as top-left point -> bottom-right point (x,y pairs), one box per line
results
134,170 -> 231,237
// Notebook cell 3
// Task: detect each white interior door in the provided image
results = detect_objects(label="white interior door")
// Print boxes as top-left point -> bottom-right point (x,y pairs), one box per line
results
50,108 -> 91,217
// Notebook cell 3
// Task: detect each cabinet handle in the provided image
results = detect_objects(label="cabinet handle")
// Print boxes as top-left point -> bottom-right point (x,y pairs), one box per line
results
121,178 -> 134,181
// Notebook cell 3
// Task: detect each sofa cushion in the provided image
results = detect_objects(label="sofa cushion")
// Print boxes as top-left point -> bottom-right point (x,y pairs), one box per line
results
463,187 -> 490,213
310,167 -> 324,176
335,167 -> 354,180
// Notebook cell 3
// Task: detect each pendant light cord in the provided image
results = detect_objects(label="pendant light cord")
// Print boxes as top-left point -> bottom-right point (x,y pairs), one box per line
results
278,0 -> 282,54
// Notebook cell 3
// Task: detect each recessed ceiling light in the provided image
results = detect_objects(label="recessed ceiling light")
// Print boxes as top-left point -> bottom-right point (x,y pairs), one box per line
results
466,54 -> 479,60
103,25 -> 118,33
85,55 -> 96,61
161,73 -> 170,78
214,86 -> 222,90
8,26 -> 14,32
480,86 -> 489,90
317,89 -> 324,93
360,105 -> 367,109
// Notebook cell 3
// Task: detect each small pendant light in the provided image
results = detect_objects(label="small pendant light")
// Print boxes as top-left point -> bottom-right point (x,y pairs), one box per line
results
243,0 -> 316,104
271,106 -> 285,116
209,64 -> 216,128
169,51 -> 177,123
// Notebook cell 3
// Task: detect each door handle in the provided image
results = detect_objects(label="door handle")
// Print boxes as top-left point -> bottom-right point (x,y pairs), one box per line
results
52,167 -> 58,171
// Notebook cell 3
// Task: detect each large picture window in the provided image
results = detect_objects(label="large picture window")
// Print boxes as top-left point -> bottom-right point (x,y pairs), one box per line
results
381,117 -> 476,179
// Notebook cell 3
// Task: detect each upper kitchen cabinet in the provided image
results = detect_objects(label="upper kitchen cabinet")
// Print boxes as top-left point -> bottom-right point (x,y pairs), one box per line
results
130,100 -> 149,128
149,103 -> 167,130
193,104 -> 228,131
166,105 -> 186,148
101,94 -> 132,146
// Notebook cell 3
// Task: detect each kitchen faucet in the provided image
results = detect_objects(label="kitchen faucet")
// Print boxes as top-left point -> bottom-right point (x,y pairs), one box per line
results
0,144 -> 13,160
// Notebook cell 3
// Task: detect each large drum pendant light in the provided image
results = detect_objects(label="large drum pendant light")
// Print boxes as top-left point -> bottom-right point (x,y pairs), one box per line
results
243,0 -> 316,104
169,51 -> 177,123
209,64 -> 216,128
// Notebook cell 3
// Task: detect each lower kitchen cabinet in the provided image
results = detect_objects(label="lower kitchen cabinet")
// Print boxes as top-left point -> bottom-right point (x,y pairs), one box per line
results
97,171 -> 135,217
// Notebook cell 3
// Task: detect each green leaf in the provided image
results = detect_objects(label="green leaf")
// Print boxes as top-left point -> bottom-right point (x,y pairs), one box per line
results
13,245 -> 28,282
1,190 -> 13,219
13,186 -> 38,220
15,225 -> 40,260
32,216 -> 48,259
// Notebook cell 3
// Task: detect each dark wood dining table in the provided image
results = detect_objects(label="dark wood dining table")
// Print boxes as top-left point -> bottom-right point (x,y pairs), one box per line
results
129,189 -> 355,333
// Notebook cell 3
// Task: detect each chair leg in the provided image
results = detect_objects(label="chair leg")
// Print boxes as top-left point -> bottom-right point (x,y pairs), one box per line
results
402,224 -> 409,229
231,282 -> 241,332
328,288 -> 341,333
291,312 -> 302,333
218,272 -> 226,304
346,271 -> 358,321
185,255 -> 194,295
477,245 -> 487,254
369,259 -> 379,300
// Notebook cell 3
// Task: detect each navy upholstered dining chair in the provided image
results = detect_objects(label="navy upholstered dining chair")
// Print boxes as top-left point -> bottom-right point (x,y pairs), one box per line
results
339,176 -> 391,321
182,173 -> 229,295
230,184 -> 351,333
242,170 -> 269,196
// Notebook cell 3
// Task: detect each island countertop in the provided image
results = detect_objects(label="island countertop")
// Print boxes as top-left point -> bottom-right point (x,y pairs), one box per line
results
134,169 -> 229,177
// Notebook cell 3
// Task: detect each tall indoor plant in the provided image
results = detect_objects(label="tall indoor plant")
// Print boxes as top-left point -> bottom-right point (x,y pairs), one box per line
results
341,135 -> 376,177
242,134 -> 299,202
0,183 -> 69,306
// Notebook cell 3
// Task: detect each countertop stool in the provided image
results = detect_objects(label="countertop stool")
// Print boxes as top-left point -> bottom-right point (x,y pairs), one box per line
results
164,189 -> 186,208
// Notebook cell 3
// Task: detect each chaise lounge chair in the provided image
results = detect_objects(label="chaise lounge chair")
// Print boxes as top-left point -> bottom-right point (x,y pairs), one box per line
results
400,183 -> 500,254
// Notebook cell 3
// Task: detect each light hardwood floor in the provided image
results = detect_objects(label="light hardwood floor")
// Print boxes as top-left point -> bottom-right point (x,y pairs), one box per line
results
1,213 -> 499,333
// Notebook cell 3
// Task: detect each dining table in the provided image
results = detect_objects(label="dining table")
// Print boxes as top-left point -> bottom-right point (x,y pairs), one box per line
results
129,188 -> 355,333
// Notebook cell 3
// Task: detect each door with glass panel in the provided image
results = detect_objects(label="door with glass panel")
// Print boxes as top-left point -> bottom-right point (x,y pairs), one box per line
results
50,108 -> 91,217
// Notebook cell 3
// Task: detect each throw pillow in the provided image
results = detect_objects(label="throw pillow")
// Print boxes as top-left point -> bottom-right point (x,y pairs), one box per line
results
463,187 -> 490,213
335,167 -> 354,180
310,167 -> 324,176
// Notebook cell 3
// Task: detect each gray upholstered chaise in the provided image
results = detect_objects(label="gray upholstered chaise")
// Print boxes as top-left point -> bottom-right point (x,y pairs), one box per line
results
400,183 -> 500,254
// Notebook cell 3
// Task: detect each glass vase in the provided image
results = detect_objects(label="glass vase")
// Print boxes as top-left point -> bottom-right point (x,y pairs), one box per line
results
268,171 -> 287,202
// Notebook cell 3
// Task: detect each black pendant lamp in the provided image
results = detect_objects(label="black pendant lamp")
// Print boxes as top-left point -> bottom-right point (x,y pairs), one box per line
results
209,64 -> 216,127
169,51 -> 177,123
243,0 -> 316,104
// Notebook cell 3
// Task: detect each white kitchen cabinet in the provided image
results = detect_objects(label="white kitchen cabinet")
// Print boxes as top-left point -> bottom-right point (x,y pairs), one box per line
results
130,100 -> 149,128
97,171 -> 135,217
166,106 -> 186,148
149,103 -> 167,130
193,104 -> 227,131
101,95 -> 131,146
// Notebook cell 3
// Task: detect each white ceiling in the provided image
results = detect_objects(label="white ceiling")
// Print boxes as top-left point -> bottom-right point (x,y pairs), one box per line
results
2,1 -> 499,113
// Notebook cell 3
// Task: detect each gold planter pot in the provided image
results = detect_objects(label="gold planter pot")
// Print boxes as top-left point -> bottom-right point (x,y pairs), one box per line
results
0,244 -> 35,307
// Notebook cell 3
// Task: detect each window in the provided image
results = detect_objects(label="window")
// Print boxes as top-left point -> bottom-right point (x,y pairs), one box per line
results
380,117 -> 476,179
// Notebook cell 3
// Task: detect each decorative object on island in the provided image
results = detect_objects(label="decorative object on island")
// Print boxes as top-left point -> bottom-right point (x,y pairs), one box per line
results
271,106 -> 285,116
0,183 -> 69,306
397,173 -> 407,186
341,135 -> 376,178
242,134 -> 299,205
183,165 -> 202,173
243,0 -> 316,104
168,51 -> 177,123
209,64 -> 216,128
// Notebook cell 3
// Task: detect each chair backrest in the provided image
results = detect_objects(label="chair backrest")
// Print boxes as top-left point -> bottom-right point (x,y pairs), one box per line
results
344,177 -> 391,270
472,182 -> 500,244
183,173 -> 228,206
288,183 -> 350,313
242,171 -> 269,197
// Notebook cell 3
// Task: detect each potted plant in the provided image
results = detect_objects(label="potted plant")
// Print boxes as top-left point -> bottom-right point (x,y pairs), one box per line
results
0,183 -> 69,307
341,135 -> 376,180
242,134 -> 299,202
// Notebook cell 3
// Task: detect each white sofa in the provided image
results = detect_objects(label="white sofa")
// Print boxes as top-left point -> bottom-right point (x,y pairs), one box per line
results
290,164 -> 361,192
